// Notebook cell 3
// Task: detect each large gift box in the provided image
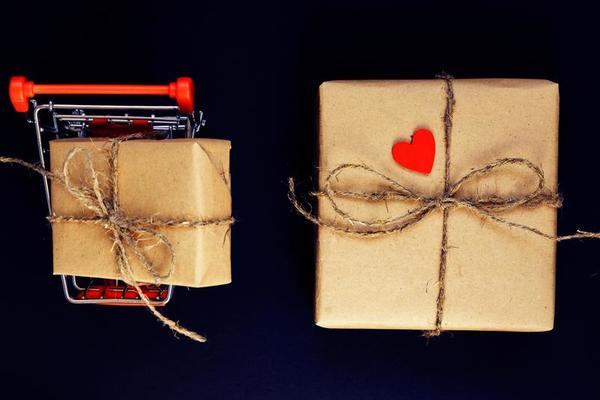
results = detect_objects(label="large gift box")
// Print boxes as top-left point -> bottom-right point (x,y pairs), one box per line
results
316,79 -> 559,332
49,138 -> 232,288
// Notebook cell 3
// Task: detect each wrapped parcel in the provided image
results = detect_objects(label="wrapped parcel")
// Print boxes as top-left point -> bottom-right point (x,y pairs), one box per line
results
316,79 -> 559,332
50,138 -> 232,288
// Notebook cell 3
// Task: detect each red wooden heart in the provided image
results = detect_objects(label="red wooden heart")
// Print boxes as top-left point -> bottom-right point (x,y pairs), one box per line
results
391,129 -> 435,174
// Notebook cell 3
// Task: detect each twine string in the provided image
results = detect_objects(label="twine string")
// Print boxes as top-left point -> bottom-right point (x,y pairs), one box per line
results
1,135 -> 233,343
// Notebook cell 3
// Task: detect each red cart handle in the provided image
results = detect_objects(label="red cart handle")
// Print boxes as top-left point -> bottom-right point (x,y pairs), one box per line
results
9,76 -> 195,113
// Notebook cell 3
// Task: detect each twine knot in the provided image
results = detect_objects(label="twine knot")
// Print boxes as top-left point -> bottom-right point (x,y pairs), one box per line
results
435,197 -> 457,210
107,213 -> 125,227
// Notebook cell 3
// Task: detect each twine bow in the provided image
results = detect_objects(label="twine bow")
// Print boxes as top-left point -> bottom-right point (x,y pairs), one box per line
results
1,135 -> 233,343
288,74 -> 600,337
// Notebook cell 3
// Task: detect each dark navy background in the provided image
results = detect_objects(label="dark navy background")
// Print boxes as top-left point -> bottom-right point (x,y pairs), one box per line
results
0,1 -> 597,398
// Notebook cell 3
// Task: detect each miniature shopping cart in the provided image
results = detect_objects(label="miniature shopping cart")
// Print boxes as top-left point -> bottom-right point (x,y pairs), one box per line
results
9,76 -> 205,306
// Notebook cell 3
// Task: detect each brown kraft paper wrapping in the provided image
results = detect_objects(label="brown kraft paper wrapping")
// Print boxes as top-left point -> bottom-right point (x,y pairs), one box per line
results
50,138 -> 232,288
316,79 -> 559,331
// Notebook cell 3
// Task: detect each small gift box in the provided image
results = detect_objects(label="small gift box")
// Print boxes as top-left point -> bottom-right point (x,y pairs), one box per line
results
313,79 -> 559,333
49,138 -> 232,288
